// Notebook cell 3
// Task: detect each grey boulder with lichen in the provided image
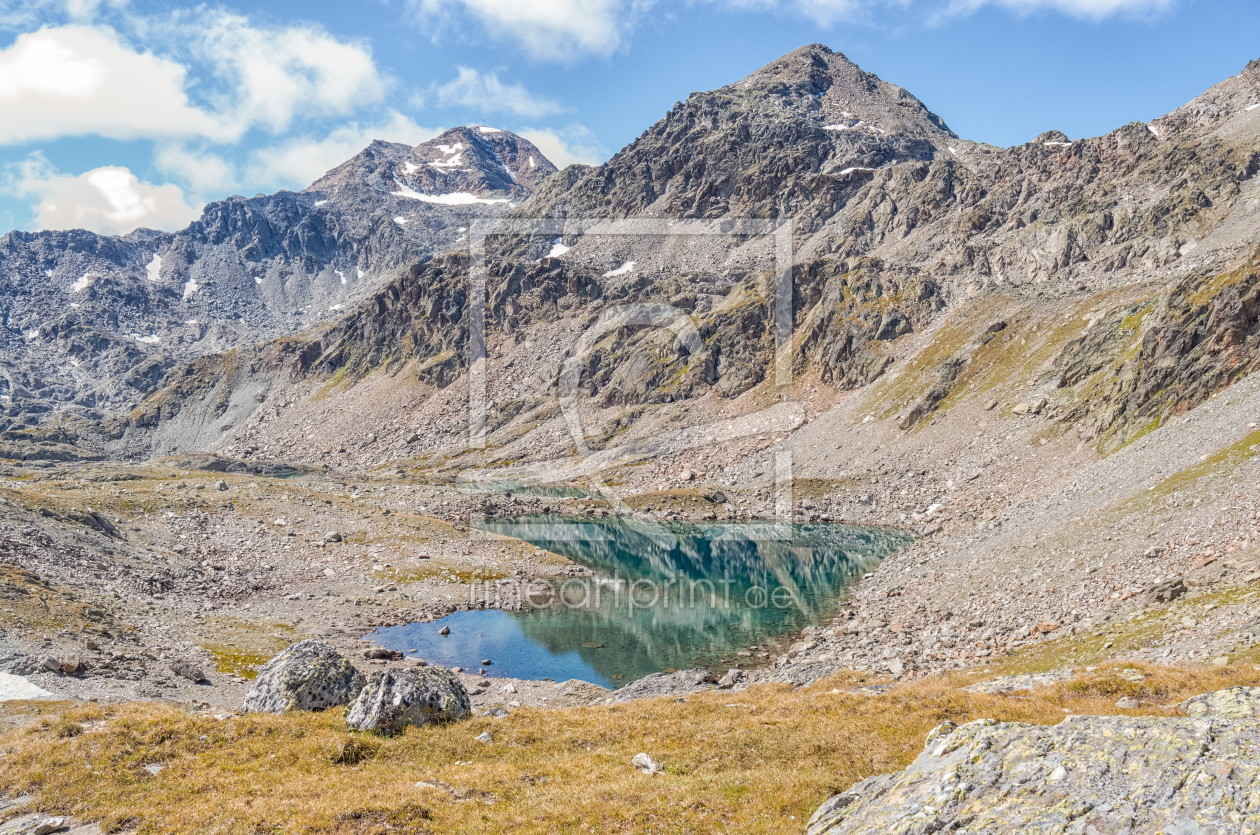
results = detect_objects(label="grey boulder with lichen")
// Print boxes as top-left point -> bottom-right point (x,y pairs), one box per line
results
242,640 -> 366,714
806,691 -> 1260,834
345,667 -> 471,733
1180,686 -> 1260,719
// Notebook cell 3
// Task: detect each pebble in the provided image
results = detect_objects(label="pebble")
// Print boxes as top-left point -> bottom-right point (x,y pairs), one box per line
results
1115,697 -> 1140,709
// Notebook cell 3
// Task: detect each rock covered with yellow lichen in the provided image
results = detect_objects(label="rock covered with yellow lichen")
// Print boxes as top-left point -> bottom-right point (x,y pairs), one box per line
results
806,690 -> 1260,834
1179,686 -> 1260,720
345,667 -> 470,733
242,640 -> 366,714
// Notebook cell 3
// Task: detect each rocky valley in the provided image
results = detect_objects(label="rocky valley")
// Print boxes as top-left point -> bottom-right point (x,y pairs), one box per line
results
1,43 -> 1260,834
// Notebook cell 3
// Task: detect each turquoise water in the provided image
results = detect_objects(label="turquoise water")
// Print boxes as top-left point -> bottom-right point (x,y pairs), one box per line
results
369,516 -> 912,687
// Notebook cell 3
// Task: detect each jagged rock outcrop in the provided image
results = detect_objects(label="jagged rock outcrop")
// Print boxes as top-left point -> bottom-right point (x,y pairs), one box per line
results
345,667 -> 471,732
806,695 -> 1260,834
242,640 -> 366,713
1051,255 -> 1260,450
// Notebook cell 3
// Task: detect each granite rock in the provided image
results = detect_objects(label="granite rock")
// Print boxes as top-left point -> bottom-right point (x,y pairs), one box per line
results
242,640 -> 366,714
345,667 -> 471,733
806,692 -> 1260,835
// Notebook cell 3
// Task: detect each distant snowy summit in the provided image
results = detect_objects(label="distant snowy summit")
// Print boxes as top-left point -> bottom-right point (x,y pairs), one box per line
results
307,126 -> 558,209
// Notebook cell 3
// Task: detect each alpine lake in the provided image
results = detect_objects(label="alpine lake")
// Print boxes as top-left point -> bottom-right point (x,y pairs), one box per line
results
368,516 -> 913,689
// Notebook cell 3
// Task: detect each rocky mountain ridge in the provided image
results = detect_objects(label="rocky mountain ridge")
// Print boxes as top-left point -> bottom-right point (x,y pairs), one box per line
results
0,127 -> 556,428
65,44 -> 1258,468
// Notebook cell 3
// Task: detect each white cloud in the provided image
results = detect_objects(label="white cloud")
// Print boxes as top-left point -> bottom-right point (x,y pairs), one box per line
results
179,10 -> 389,134
153,145 -> 237,195
516,126 -> 606,167
0,24 -> 223,143
246,111 -> 440,189
938,0 -> 1173,17
0,0 -> 122,29
435,67 -> 565,116
711,0 -> 870,25
409,0 -> 643,60
0,15 -> 390,146
8,155 -> 202,234
411,0 -> 1173,58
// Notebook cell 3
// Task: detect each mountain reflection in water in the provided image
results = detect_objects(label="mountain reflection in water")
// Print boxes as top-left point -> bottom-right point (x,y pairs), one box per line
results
369,516 -> 912,687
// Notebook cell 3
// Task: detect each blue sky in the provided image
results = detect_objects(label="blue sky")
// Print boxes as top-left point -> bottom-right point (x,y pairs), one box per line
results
0,0 -> 1257,236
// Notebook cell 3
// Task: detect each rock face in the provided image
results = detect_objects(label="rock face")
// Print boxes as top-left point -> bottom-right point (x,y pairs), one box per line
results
0,128 -> 555,430
805,698 -> 1260,835
242,640 -> 366,714
344,667 -> 471,733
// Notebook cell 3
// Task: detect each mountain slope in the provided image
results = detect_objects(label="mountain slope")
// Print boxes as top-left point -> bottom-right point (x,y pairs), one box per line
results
7,43 -> 1252,482
0,127 -> 556,429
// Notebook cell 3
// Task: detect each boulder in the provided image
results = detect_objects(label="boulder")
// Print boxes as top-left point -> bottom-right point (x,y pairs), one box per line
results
612,668 -> 717,701
170,660 -> 206,682
1180,686 -> 1260,719
805,698 -> 1260,835
363,648 -> 404,661
242,640 -> 366,714
1141,576 -> 1188,604
345,667 -> 470,733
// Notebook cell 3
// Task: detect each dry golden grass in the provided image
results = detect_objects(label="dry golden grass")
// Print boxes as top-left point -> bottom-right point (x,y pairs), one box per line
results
3,663 -> 1258,835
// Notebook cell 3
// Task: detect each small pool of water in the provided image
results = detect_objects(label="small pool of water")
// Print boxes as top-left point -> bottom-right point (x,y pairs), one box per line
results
369,516 -> 912,688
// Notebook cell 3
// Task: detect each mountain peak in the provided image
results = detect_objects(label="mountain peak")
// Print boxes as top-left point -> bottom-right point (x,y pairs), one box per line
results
306,127 -> 558,202
405,127 -> 558,198
728,44 -> 956,143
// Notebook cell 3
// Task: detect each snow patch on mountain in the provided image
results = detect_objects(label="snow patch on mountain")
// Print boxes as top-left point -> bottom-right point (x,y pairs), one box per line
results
391,181 -> 509,205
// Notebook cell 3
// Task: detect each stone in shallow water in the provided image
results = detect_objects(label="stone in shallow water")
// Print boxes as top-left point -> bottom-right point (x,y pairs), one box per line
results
345,668 -> 470,733
242,640 -> 365,714
806,692 -> 1260,835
